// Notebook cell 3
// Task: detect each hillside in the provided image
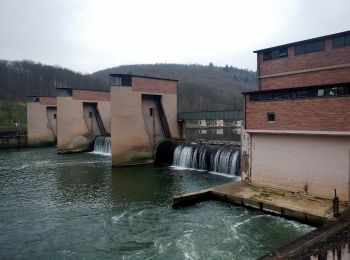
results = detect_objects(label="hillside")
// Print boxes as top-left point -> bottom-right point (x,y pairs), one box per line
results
0,60 -> 106,101
93,64 -> 257,112
0,60 -> 258,112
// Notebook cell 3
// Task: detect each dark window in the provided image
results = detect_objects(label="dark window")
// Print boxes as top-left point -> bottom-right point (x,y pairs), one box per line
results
259,94 -> 267,101
338,86 -> 348,95
263,47 -> 288,61
149,108 -> 153,117
250,94 -> 259,101
89,111 -> 93,118
295,45 -> 305,55
333,34 -> 350,48
267,112 -> 275,122
263,51 -> 272,60
295,40 -> 325,55
333,36 -> 345,48
346,35 -> 350,45
296,90 -> 308,98
317,89 -> 325,97
53,114 -> 57,119
324,87 -> 337,96
110,75 -> 132,86
279,47 -> 288,57
275,92 -> 290,99
307,89 -> 317,97
248,84 -> 349,102
271,50 -> 280,59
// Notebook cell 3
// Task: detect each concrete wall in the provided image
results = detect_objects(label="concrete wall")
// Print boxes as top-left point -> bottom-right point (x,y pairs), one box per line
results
57,90 -> 110,153
258,38 -> 350,90
245,95 -> 350,132
249,134 -> 350,201
111,78 -> 179,166
27,98 -> 57,146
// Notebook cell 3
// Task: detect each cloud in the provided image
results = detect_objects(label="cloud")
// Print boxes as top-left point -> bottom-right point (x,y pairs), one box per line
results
0,0 -> 349,73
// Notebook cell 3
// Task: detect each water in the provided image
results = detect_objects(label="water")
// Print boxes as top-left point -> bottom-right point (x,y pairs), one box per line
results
93,136 -> 111,155
0,147 -> 314,259
173,143 -> 240,176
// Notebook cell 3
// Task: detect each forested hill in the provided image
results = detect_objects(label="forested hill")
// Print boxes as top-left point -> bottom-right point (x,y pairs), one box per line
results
93,64 -> 257,112
0,60 -> 257,112
0,60 -> 106,101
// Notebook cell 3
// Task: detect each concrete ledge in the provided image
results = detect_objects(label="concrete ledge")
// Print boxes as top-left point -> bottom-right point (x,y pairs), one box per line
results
260,208 -> 350,259
172,181 -> 347,226
172,189 -> 212,208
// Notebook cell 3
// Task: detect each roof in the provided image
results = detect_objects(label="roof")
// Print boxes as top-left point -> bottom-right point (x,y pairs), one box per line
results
109,73 -> 178,82
253,30 -> 350,53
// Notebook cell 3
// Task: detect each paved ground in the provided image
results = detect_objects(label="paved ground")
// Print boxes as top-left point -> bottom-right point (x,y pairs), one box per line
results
173,181 -> 349,224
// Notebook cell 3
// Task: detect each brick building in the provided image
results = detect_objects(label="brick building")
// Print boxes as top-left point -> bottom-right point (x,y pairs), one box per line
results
242,31 -> 350,200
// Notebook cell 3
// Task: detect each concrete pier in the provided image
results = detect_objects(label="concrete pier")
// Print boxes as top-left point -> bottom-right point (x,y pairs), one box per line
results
173,181 -> 348,226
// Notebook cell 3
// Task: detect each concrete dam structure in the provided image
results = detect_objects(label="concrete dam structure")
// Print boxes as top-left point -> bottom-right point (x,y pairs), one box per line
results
110,74 -> 179,166
56,88 -> 110,153
26,96 -> 57,146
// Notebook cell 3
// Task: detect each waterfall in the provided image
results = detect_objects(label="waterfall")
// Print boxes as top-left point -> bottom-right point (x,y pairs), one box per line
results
93,136 -> 111,155
172,143 -> 240,176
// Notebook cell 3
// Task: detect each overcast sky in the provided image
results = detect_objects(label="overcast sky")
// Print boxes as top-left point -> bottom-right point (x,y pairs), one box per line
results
0,0 -> 349,74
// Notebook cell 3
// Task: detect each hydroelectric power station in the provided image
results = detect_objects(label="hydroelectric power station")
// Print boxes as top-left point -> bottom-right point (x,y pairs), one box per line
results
21,30 -> 350,259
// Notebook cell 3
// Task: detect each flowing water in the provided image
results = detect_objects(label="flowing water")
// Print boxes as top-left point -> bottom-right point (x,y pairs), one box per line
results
0,147 -> 314,259
172,143 -> 240,176
93,136 -> 111,155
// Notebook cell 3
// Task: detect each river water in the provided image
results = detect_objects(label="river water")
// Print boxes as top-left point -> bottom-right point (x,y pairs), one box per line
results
0,147 -> 313,259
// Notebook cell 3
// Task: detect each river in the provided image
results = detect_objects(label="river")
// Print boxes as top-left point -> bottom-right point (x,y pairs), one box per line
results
0,147 -> 313,259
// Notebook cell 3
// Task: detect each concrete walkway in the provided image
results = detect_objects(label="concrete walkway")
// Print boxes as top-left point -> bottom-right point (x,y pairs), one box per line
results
172,181 -> 348,226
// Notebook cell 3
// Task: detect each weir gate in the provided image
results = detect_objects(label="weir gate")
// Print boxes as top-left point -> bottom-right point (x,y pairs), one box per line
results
178,110 -> 243,143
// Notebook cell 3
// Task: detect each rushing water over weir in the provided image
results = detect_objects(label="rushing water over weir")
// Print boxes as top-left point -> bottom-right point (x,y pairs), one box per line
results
172,143 -> 240,176
93,136 -> 111,155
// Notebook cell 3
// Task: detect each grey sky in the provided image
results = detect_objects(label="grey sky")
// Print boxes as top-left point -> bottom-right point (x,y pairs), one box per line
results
0,0 -> 349,74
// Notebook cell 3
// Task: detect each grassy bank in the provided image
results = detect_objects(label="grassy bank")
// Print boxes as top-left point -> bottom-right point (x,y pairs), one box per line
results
0,100 -> 27,132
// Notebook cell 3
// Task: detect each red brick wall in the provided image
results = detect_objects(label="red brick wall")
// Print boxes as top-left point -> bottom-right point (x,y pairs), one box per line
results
260,67 -> 350,90
245,95 -> 350,131
259,40 -> 350,75
39,97 -> 57,105
72,90 -> 110,101
132,77 -> 177,94
258,39 -> 350,90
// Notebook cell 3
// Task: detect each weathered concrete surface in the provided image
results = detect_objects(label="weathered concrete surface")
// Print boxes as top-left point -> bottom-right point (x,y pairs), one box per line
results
0,134 -> 27,147
249,134 -> 350,201
173,181 -> 348,226
260,208 -> 350,260
57,91 -> 110,153
111,76 -> 179,166
27,97 -> 57,146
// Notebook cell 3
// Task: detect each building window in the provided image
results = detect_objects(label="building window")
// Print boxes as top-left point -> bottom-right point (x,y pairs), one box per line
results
149,108 -> 153,117
263,47 -> 289,61
333,34 -> 350,48
279,47 -> 288,57
295,40 -> 325,55
248,84 -> 350,102
263,51 -> 272,61
53,114 -> 57,119
267,112 -> 275,122
338,86 -> 349,95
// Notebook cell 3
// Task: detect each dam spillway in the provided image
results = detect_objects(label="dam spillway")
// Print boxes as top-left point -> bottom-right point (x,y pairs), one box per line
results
172,143 -> 240,176
93,136 -> 111,155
